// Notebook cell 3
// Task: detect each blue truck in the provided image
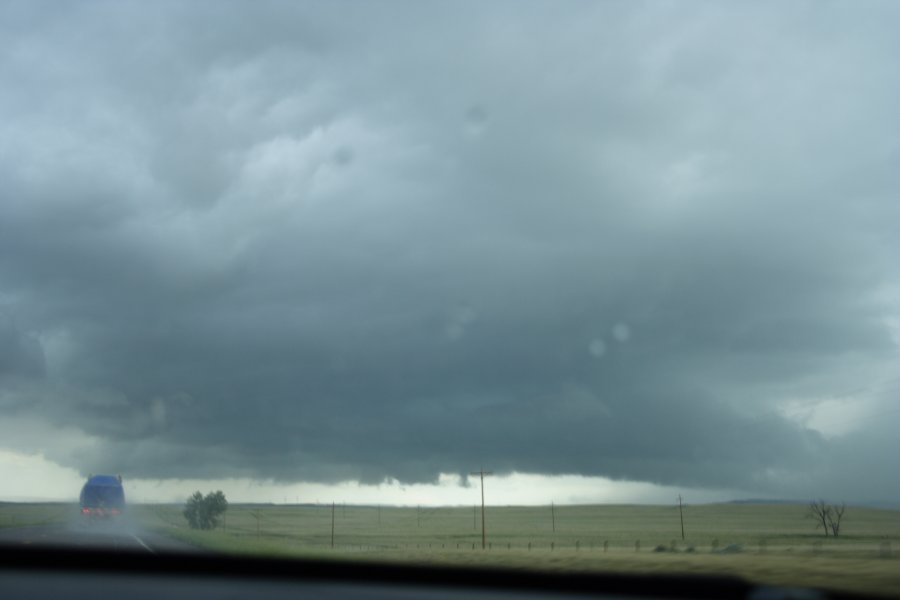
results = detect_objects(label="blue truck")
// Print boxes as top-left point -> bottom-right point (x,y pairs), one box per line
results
79,474 -> 125,518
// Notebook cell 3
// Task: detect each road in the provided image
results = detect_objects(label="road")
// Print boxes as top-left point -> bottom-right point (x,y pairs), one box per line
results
0,519 -> 198,553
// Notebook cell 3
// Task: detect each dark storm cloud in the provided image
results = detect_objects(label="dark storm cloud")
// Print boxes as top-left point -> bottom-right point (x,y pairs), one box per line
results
0,317 -> 45,380
1,1 -> 899,498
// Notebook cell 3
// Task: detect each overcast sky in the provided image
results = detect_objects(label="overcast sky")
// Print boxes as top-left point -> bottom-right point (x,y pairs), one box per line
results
1,1 -> 899,505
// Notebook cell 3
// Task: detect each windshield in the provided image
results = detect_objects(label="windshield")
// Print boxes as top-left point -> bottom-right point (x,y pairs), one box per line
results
1,0 -> 899,597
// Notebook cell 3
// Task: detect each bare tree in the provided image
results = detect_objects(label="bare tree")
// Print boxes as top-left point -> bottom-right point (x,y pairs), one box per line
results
807,500 -> 831,537
827,502 -> 846,537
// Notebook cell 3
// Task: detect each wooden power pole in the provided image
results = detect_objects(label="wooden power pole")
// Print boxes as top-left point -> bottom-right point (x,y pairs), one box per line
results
678,495 -> 685,541
551,501 -> 556,533
470,469 -> 493,549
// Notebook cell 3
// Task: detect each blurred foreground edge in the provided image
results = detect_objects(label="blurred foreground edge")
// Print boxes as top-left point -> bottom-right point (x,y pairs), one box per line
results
0,544 -> 875,600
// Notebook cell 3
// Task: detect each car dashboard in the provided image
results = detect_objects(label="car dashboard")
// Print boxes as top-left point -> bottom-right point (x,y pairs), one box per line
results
0,545 -> 866,600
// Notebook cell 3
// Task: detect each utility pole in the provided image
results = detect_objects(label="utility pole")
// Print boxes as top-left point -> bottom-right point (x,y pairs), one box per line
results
678,495 -> 685,541
331,502 -> 335,548
469,468 -> 493,549
551,502 -> 556,533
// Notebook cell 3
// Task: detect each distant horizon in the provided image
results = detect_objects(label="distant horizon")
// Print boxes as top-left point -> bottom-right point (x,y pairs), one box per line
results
5,497 -> 898,510
6,449 -> 900,508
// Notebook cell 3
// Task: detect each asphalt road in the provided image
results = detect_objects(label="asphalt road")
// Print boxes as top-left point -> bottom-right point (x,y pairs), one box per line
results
0,519 -> 198,553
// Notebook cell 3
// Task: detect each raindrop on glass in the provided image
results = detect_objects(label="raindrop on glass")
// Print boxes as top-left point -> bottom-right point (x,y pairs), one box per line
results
588,339 -> 607,357
464,105 -> 488,137
612,323 -> 631,342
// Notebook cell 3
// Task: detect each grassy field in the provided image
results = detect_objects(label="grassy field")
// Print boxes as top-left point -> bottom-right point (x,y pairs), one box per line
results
0,502 -> 70,529
133,502 -> 900,597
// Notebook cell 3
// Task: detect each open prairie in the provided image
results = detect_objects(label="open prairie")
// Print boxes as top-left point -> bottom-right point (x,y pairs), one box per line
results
0,503 -> 70,529
133,502 -> 900,597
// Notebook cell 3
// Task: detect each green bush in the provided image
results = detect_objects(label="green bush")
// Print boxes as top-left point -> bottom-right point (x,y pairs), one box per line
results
183,490 -> 228,530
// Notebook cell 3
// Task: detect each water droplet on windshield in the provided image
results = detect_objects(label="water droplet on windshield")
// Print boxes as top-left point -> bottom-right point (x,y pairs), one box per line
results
588,339 -> 607,358
464,105 -> 488,137
612,323 -> 631,342
332,145 -> 354,166
445,304 -> 478,340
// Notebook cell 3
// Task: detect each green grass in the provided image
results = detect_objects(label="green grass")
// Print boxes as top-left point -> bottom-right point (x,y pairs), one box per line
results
0,502 -> 70,529
4,501 -> 896,595
133,503 -> 900,597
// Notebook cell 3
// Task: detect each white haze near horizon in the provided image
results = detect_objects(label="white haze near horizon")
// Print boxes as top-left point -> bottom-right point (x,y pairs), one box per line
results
1,449 -> 749,506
